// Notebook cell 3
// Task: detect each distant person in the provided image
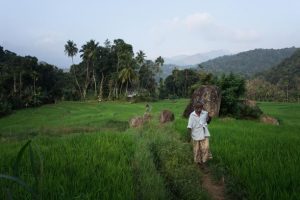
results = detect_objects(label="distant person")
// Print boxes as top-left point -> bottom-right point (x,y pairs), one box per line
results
187,100 -> 212,168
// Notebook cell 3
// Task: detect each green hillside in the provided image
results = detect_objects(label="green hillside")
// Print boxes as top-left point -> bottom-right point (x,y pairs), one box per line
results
201,47 -> 298,77
259,49 -> 300,88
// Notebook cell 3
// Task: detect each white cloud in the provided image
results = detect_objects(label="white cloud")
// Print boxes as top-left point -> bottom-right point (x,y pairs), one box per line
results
152,12 -> 261,45
184,13 -> 213,30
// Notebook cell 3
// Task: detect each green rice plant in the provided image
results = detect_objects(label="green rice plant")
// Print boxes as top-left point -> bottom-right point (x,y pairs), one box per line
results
206,103 -> 300,199
135,122 -> 210,200
0,100 -> 299,199
0,140 -> 43,199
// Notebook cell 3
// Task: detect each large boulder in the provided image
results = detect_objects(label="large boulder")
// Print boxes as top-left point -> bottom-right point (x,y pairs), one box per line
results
183,85 -> 221,118
159,110 -> 175,123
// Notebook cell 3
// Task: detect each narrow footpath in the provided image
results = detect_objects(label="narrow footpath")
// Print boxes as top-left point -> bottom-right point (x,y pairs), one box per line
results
201,167 -> 226,200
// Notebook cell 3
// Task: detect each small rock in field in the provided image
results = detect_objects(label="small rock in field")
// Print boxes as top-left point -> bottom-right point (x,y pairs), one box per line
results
159,110 -> 174,123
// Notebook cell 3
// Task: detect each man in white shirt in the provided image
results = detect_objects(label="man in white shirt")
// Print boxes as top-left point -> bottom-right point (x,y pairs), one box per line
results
187,100 -> 211,166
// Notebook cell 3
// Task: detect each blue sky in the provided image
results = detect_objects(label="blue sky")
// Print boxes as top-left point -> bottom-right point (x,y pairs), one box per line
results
1,0 -> 299,68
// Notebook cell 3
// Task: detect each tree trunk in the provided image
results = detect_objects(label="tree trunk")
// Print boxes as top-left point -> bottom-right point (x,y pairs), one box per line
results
13,72 -> 17,93
114,82 -> 119,99
108,79 -> 113,100
119,83 -> 123,97
19,72 -> 22,97
98,72 -> 104,101
82,89 -> 87,100
33,77 -> 36,95
93,69 -> 97,97
126,81 -> 129,96
83,61 -> 90,100
72,67 -> 83,100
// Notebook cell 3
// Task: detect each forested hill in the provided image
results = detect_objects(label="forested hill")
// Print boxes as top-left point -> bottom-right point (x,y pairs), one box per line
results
258,49 -> 300,88
200,47 -> 298,77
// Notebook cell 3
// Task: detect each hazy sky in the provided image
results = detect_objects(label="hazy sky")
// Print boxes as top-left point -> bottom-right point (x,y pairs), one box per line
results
1,0 -> 299,68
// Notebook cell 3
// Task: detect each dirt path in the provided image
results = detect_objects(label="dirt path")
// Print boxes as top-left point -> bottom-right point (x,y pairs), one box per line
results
201,167 -> 226,200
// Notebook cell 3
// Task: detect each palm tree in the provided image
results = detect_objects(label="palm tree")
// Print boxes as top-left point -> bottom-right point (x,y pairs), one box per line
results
64,40 -> 78,65
64,40 -> 83,99
80,39 -> 99,99
118,67 -> 137,96
155,56 -> 164,78
136,50 -> 146,67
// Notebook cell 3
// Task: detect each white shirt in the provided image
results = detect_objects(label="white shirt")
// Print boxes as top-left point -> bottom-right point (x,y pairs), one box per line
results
187,110 -> 210,141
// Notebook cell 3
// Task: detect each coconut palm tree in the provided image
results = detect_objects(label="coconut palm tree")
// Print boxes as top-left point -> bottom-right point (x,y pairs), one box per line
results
80,39 -> 99,99
136,50 -> 146,67
155,56 -> 164,74
64,40 -> 78,65
64,40 -> 83,99
118,67 -> 137,96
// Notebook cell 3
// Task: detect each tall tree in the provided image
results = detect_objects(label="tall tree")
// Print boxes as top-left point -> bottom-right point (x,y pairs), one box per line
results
155,56 -> 164,79
155,56 -> 164,73
118,67 -> 137,95
80,39 -> 99,99
136,50 -> 146,67
64,40 -> 82,99
64,40 -> 78,65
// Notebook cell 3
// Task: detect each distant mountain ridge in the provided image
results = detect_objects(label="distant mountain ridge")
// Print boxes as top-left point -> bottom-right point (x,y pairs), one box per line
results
164,50 -> 230,66
200,47 -> 298,77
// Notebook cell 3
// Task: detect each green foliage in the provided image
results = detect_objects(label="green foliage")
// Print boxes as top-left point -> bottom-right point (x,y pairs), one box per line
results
0,47 -> 69,116
1,140 -> 43,199
138,60 -> 157,96
0,101 -> 12,117
256,49 -> 300,102
235,102 -> 263,119
246,78 -> 285,102
164,68 -> 200,98
217,73 -> 246,116
209,102 -> 300,199
201,47 -> 298,77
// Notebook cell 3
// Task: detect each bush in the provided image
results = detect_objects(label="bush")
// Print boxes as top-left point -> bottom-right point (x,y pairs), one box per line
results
0,101 -> 12,117
133,92 -> 158,103
235,103 -> 263,119
9,96 -> 24,109
218,73 -> 246,116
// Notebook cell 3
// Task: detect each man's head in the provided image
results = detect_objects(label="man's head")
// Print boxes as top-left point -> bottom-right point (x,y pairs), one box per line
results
193,100 -> 204,114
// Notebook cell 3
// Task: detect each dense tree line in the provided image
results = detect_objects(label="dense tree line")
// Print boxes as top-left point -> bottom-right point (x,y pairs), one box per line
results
2,40 -> 297,118
0,46 -> 69,116
0,39 -> 165,116
64,39 -> 164,101
247,49 -> 300,102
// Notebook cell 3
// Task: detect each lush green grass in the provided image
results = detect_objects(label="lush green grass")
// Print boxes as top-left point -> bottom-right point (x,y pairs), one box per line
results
1,132 -> 136,199
0,100 -> 187,139
1,99 -> 209,199
173,102 -> 300,199
208,102 -> 300,200
1,100 -> 300,199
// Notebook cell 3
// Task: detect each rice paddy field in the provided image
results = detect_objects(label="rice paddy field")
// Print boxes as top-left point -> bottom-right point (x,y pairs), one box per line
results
0,100 -> 299,199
